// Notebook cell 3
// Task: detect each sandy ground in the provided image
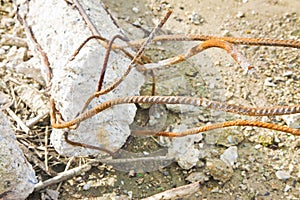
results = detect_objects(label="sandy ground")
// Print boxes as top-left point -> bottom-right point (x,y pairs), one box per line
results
1,0 -> 300,199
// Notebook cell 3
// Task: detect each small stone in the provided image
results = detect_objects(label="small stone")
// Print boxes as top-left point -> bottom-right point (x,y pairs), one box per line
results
83,182 -> 91,190
128,170 -> 135,177
127,191 -> 133,199
0,91 -> 11,105
283,71 -> 293,77
132,7 -> 139,13
264,77 -> 276,87
282,114 -> 300,129
275,170 -> 290,180
214,130 -> 244,147
220,146 -> 238,166
185,172 -> 209,183
292,139 -> 300,149
254,144 -> 262,149
284,184 -> 291,192
240,184 -> 247,190
136,178 -> 144,185
188,11 -> 204,25
236,11 -> 245,18
207,159 -> 234,182
45,189 -> 60,200
0,48 -> 5,55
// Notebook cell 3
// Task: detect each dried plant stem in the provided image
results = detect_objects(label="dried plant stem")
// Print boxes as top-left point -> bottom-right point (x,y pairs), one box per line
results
141,181 -> 201,200
34,162 -> 92,191
5,107 -> 30,134
51,96 -> 300,135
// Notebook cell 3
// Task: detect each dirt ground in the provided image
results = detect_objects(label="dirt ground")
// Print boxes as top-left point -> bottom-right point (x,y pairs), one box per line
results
1,0 -> 300,199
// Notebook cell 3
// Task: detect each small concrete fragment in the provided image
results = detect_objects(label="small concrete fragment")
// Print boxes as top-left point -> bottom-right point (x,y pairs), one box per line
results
220,146 -> 238,167
0,111 -> 37,199
166,124 -> 202,169
282,113 -> 300,129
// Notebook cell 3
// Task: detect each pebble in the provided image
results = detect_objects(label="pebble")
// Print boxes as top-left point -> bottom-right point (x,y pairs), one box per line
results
284,184 -> 291,192
128,191 -> 133,199
207,159 -> 234,182
0,48 -> 5,55
129,170 -> 135,177
239,184 -> 247,190
283,71 -> 293,77
185,172 -> 209,183
282,114 -> 300,129
132,7 -> 139,13
83,182 -> 91,190
45,189 -> 59,200
188,11 -> 204,25
220,146 -> 238,166
275,170 -> 290,180
264,77 -> 276,87
236,11 -> 245,18
0,91 -> 11,105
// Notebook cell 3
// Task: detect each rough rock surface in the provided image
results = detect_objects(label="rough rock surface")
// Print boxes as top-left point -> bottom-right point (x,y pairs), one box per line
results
16,0 -> 145,156
0,111 -> 37,200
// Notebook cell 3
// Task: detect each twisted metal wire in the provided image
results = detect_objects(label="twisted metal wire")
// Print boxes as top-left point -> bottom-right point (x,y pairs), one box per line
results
49,11 -> 300,145
127,34 -> 300,49
51,96 -> 300,136
155,119 -> 300,137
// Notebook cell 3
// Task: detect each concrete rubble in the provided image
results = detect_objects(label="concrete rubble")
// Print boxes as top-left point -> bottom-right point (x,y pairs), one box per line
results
16,0 -> 145,156
0,111 -> 37,200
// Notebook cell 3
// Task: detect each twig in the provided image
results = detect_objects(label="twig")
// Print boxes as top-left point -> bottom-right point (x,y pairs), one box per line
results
5,107 -> 30,134
1,34 -> 28,47
26,112 -> 49,128
141,181 -> 201,200
34,162 -> 92,191
56,156 -> 75,191
44,126 -> 49,173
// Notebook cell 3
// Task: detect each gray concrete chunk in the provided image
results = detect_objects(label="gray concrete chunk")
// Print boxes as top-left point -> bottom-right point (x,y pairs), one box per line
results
16,0 -> 145,156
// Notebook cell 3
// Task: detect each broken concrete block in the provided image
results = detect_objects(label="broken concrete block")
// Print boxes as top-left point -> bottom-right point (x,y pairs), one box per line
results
0,111 -> 37,199
16,0 -> 145,156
